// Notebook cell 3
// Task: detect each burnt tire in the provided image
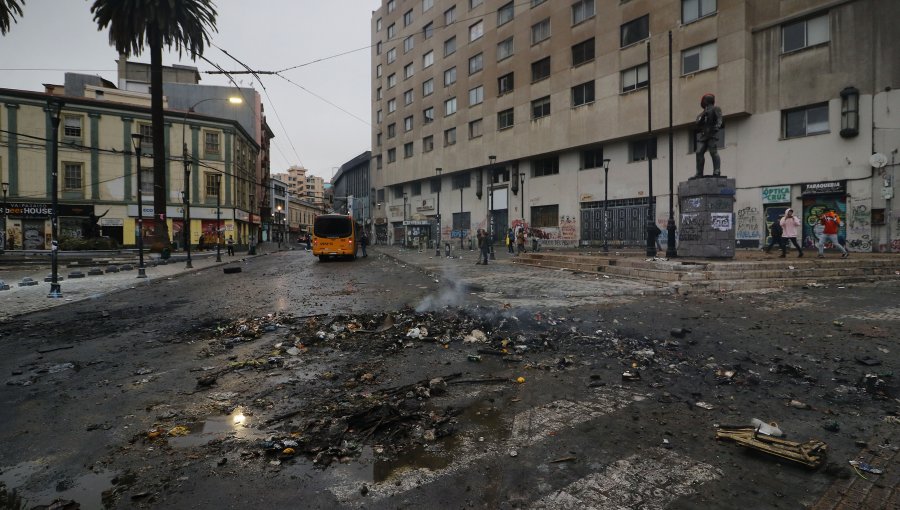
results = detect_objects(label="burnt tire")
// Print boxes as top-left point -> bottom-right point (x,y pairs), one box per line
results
223,267 -> 242,274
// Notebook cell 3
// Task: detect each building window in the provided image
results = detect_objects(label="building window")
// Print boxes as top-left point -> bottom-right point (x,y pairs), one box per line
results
532,0 -> 547,6
531,18 -> 551,44
404,62 -> 414,79
404,35 -> 414,53
404,89 -> 414,105
423,78 -> 434,96
783,103 -> 829,138
621,63 -> 649,92
572,81 -> 595,106
423,106 -> 435,123
531,204 -> 558,228
531,56 -> 551,82
469,118 -> 483,139
387,23 -> 396,38
423,21 -> 434,39
572,37 -> 595,66
444,66 -> 457,86
376,156 -> 383,170
376,87 -> 382,100
388,98 -> 397,113
376,17 -> 382,31
531,96 -> 551,119
469,85 -> 484,106
469,0 -> 483,9
376,132 -> 382,146
445,5 -> 456,25
469,52 -> 483,74
444,127 -> 457,146
431,177 -> 441,193
498,108 -> 514,130
469,20 -> 484,41
387,0 -> 396,13
682,0 -> 716,24
452,172 -> 471,190
682,41 -> 717,74
404,9 -> 414,27
376,41 -> 382,55
572,0 -> 595,25
63,162 -> 83,191
387,73 -> 397,88
392,186 -> 404,200
423,135 -> 434,152
205,131 -> 221,154
621,14 -> 649,47
404,115 -> 414,131
498,72 -> 514,95
411,181 -> 422,196
376,64 -> 383,77
532,156 -> 559,177
497,37 -> 514,61
387,148 -> 397,163
63,115 -> 82,138
629,137 -> 658,162
688,128 -> 725,152
404,142 -> 414,158
498,2 -> 514,25
423,0 -> 434,11
452,212 -> 471,230
377,109 -> 383,123
581,147 -> 603,169
387,47 -> 397,63
387,123 -> 396,138
782,14 -> 830,53
205,173 -> 220,197
444,36 -> 457,56
423,50 -> 434,68
138,123 -> 154,152
445,97 -> 458,116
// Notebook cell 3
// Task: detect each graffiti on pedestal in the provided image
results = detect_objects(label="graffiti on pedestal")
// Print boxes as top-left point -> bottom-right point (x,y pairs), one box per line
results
680,213 -> 703,241
710,212 -> 733,231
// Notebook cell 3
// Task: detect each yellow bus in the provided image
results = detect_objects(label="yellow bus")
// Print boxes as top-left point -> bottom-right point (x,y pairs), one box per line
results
312,214 -> 358,261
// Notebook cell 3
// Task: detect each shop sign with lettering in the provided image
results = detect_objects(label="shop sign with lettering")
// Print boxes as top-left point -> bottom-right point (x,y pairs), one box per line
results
801,180 -> 846,195
762,186 -> 791,204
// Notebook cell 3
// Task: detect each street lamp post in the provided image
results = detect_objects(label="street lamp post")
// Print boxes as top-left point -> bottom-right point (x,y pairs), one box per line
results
276,205 -> 282,249
519,173 -> 525,227
131,133 -> 148,278
48,99 -> 65,297
1,181 -> 8,254
435,167 -> 442,256
459,186 -> 464,250
215,173 -> 223,262
602,159 -> 611,253
402,192 -> 408,248
488,155 -> 496,260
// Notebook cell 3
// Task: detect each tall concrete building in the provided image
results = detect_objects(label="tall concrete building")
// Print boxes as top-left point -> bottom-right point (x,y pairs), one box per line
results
370,0 -> 900,252
273,165 -> 308,198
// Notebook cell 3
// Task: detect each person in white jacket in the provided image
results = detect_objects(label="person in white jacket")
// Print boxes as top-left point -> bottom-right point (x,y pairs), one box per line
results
779,208 -> 804,258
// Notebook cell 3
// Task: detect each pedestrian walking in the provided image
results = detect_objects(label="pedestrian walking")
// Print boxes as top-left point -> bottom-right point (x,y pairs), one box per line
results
476,229 -> 489,265
226,235 -> 235,256
779,208 -> 803,258
360,231 -> 369,257
305,234 -> 312,251
817,210 -> 849,258
507,228 -> 515,255
650,224 -> 663,252
198,235 -> 206,252
763,216 -> 786,256
515,227 -> 526,255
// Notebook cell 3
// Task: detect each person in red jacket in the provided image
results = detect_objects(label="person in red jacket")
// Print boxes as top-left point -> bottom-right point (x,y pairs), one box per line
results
817,210 -> 848,258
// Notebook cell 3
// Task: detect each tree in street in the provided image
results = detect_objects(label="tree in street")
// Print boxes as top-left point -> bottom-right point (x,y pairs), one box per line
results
0,0 -> 25,35
92,0 -> 218,250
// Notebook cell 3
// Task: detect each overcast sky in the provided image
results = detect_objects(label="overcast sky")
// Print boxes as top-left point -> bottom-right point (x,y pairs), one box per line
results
0,0 -> 382,179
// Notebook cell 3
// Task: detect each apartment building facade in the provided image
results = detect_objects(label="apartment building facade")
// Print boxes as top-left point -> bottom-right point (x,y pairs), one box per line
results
371,0 -> 900,251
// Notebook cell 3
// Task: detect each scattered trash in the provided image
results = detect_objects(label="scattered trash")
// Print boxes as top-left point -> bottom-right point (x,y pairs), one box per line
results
467,354 -> 482,362
695,402 -> 715,410
464,329 -> 487,343
849,460 -> 883,475
168,426 -> 190,437
716,425 -> 828,468
788,399 -> 812,410
832,320 -> 844,327
516,376 -> 525,384
854,355 -> 882,366
750,418 -> 784,437
884,416 -> 900,425
621,370 -> 641,382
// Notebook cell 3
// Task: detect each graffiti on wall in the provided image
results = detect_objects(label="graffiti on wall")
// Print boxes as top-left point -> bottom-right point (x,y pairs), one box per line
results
531,216 -> 578,247
679,213 -> 703,241
801,196 -> 846,249
735,206 -> 760,240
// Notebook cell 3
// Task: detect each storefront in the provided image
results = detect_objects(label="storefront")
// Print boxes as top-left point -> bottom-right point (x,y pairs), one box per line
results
801,180 -> 847,249
761,186 -> 792,247
3,202 -> 96,249
403,219 -> 432,249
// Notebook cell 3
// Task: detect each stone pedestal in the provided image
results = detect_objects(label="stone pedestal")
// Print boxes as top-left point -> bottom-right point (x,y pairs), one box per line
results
678,176 -> 736,258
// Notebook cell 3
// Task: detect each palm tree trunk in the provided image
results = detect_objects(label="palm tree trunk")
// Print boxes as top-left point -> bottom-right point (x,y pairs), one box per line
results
149,35 -> 170,251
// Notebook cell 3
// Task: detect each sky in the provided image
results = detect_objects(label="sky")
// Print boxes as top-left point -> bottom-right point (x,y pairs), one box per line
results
0,0 -> 383,180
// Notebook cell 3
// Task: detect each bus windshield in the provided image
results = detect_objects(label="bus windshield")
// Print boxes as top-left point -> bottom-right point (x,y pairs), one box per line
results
314,215 -> 353,238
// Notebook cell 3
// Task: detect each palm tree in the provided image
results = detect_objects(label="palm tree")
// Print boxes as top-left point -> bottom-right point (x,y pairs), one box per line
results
0,0 -> 25,35
92,0 -> 217,251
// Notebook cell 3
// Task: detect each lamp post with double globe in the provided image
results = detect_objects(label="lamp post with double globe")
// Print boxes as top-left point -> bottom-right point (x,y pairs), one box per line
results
131,133 -> 148,278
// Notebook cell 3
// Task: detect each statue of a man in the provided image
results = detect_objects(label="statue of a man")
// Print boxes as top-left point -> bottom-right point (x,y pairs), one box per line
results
83,208 -> 109,238
694,93 -> 723,178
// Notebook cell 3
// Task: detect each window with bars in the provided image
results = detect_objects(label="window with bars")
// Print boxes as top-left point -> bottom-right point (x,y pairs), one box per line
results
63,163 -> 83,191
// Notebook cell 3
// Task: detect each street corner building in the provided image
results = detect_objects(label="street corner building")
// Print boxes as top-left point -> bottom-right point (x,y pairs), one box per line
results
367,0 -> 900,254
0,58 -> 275,252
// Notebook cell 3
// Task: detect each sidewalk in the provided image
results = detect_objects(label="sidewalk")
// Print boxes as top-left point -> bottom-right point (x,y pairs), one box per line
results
0,244 -> 288,321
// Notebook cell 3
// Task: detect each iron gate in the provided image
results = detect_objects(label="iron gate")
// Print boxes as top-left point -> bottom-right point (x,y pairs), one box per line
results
580,198 -> 653,247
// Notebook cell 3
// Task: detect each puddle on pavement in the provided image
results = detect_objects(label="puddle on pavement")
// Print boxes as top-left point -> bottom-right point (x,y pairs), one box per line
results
0,460 -> 112,510
168,407 -> 262,448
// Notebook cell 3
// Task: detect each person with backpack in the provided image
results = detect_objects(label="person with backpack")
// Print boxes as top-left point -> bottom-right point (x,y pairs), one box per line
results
779,208 -> 803,258
763,216 -> 785,256
818,210 -> 848,258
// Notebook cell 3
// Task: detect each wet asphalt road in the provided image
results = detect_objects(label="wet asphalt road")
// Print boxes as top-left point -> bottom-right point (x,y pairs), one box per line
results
0,249 -> 898,509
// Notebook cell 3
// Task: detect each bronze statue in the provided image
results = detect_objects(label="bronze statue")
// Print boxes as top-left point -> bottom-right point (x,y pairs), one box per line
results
83,208 -> 109,238
694,93 -> 723,178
